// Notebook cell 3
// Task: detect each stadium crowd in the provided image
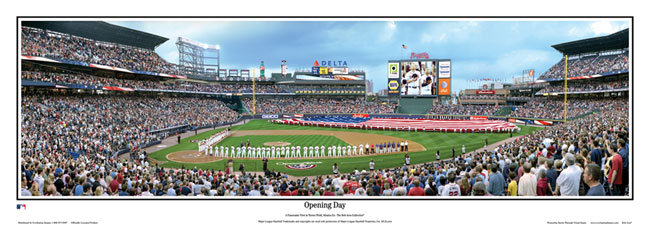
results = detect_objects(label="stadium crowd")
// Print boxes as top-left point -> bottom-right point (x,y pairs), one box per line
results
21,93 -> 239,170
22,71 -> 289,93
509,98 -> 626,120
537,80 -> 629,94
506,96 -> 532,101
21,27 -> 180,75
244,97 -> 397,114
429,104 -> 501,116
538,51 -> 628,80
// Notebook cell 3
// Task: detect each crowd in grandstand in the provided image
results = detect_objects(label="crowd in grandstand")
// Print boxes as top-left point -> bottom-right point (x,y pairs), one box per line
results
21,27 -> 180,75
507,96 -> 532,101
429,104 -> 501,116
539,51 -> 628,80
244,97 -> 397,114
21,93 -> 239,170
22,71 -> 288,93
537,80 -> 628,94
509,98 -> 626,120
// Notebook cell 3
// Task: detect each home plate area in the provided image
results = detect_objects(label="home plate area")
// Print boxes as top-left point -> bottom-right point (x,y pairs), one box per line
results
272,116 -> 519,133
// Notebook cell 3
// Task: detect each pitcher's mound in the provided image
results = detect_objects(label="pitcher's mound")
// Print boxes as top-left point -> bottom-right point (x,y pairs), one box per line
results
265,141 -> 291,147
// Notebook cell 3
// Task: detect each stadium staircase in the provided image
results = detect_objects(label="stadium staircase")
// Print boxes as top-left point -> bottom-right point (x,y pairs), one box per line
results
494,106 -> 512,116
396,98 -> 434,114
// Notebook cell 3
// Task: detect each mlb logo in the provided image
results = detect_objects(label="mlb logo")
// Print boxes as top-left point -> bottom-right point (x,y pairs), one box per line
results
17,204 -> 26,210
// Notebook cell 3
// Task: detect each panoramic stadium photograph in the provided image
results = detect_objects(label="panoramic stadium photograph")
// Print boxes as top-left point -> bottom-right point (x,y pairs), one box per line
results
18,18 -> 631,198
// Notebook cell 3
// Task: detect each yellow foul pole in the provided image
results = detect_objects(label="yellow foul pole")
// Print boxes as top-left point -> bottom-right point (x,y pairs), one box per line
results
252,69 -> 256,115
564,55 -> 568,122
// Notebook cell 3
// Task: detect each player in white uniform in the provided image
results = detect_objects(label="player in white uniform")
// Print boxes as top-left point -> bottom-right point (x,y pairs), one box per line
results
271,147 -> 276,159
208,146 -> 212,156
462,145 -> 466,155
303,147 -> 308,158
290,146 -> 295,158
224,147 -> 229,158
320,146 -> 325,157
256,147 -> 261,158
359,144 -> 364,155
327,147 -> 332,157
419,72 -> 434,95
337,146 -> 342,157
352,145 -> 357,156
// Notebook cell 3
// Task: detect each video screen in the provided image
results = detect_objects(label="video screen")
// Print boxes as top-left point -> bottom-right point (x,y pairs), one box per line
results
400,61 -> 436,96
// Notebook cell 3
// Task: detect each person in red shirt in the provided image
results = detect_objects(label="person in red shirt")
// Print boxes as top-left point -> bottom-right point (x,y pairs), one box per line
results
407,179 -> 425,196
323,186 -> 336,196
536,169 -> 551,196
607,145 -> 624,196
343,177 -> 359,193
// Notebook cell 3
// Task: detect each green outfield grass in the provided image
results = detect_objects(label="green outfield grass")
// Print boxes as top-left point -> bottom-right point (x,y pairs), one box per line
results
147,119 -> 544,176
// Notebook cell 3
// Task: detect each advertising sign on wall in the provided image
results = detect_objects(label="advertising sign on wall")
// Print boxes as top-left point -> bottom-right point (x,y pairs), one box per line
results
438,78 -> 451,95
388,62 -> 399,79
388,79 -> 400,95
439,61 -> 451,78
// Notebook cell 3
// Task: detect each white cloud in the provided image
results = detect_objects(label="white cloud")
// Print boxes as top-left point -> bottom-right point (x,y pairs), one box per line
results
590,21 -> 628,35
387,21 -> 396,30
420,21 -> 480,44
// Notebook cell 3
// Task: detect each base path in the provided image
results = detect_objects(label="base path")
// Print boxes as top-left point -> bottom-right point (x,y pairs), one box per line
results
230,130 -> 425,152
167,151 -> 227,163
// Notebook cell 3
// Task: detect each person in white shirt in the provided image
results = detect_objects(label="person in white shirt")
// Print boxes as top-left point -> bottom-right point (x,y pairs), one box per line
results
208,146 -> 213,156
405,141 -> 409,152
441,173 -> 461,196
359,144 -> 364,155
295,146 -> 301,158
256,147 -> 262,158
303,147 -> 308,158
219,147 -> 224,158
315,146 -> 320,157
365,143 -> 370,154
321,146 -> 325,157
347,146 -> 351,156
271,147 -> 276,159
337,146 -> 342,157
224,148 -> 229,158
327,147 -> 332,157
290,146 -> 295,158
554,153 -> 582,196
462,145 -> 466,155
353,145 -> 357,156
309,146 -> 314,158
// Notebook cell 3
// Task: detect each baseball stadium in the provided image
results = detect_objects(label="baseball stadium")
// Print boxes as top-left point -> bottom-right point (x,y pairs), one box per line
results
19,20 -> 630,197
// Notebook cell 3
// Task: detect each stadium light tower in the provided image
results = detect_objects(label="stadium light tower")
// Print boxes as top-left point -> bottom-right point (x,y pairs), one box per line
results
176,37 -> 220,77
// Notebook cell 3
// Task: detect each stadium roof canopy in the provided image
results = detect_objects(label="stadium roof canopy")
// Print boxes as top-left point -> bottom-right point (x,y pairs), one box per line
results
22,21 -> 168,50
552,28 -> 629,55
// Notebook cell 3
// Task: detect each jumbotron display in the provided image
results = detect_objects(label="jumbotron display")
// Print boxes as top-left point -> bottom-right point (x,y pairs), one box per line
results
387,59 -> 451,96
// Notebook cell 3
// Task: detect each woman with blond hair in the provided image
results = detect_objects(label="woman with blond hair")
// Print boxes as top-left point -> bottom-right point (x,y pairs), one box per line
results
460,174 -> 472,196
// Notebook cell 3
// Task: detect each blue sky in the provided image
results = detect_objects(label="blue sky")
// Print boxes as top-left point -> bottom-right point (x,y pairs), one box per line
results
110,20 -> 629,93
